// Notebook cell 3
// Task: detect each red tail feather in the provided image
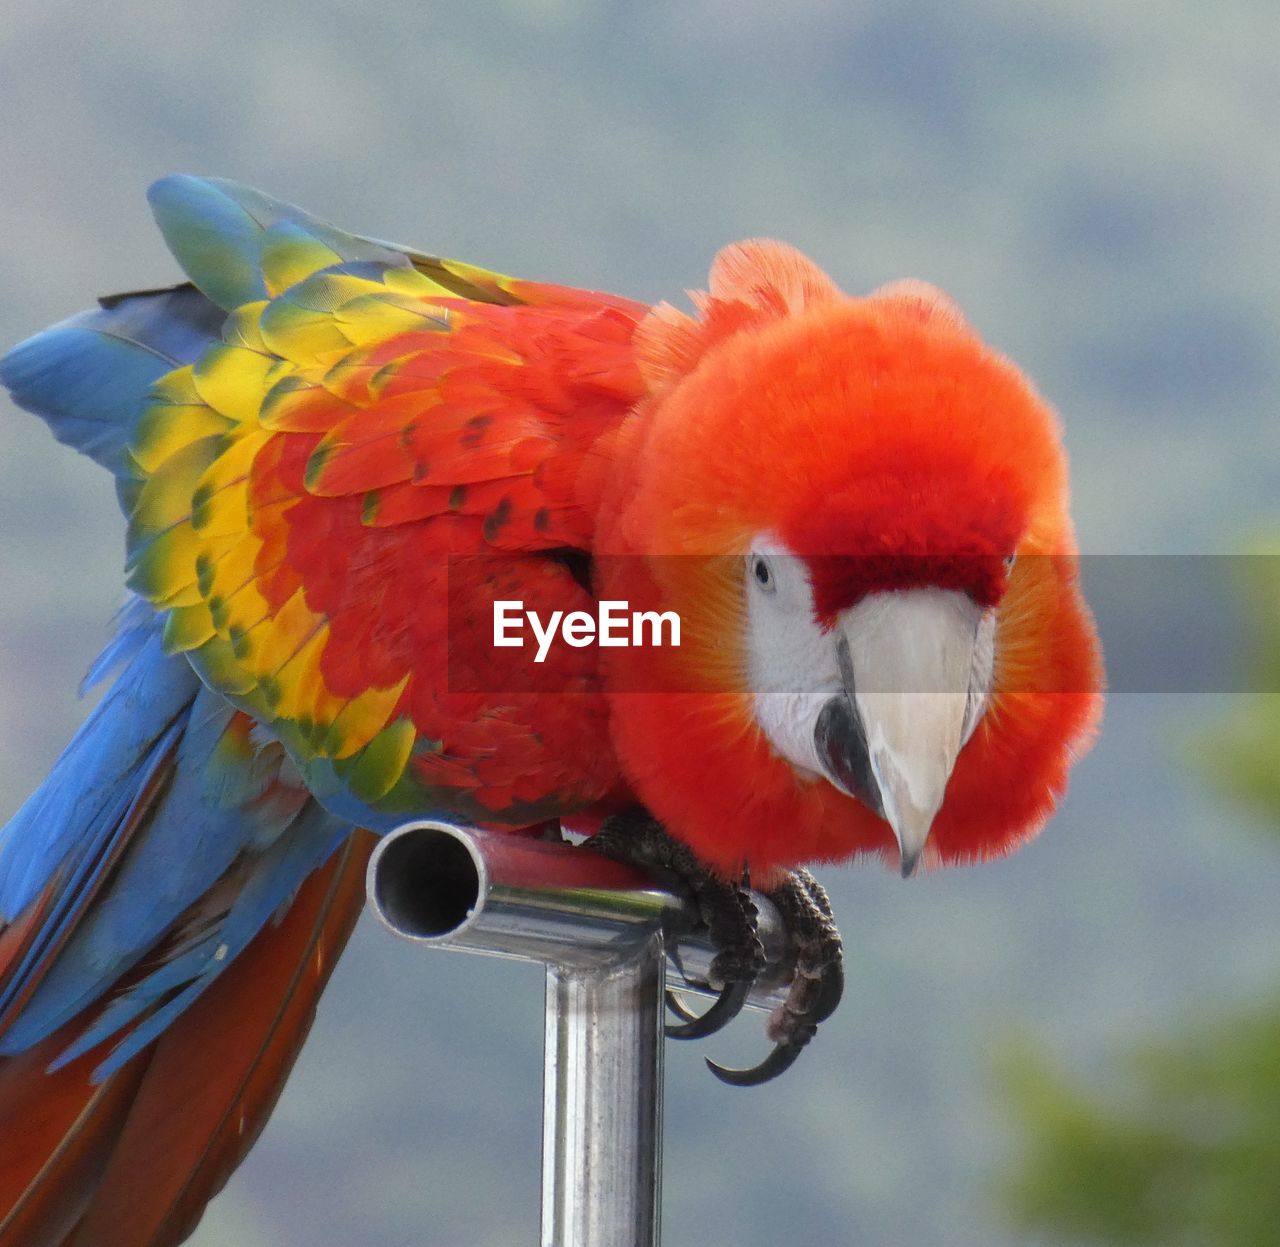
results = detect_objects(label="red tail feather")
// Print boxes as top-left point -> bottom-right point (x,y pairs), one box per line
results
0,1033 -> 149,1245
0,831 -> 374,1247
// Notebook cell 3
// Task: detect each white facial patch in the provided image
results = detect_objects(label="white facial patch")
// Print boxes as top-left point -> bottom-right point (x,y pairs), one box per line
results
961,607 -> 997,746
744,537 -> 998,794
744,537 -> 839,778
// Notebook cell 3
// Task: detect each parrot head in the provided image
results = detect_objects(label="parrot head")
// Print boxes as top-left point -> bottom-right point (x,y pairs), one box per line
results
596,242 -> 1101,882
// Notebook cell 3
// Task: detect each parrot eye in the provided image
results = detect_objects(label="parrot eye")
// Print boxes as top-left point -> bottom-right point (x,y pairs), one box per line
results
750,555 -> 776,593
1004,554 -> 1017,571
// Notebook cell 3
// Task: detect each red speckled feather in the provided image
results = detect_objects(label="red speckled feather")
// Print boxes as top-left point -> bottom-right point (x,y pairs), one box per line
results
128,263 -> 648,827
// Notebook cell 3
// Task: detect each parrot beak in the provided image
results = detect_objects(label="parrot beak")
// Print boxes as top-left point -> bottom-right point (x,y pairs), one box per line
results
814,589 -> 981,877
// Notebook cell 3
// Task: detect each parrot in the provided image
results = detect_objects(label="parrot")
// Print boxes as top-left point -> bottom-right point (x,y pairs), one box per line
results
0,177 -> 1101,1246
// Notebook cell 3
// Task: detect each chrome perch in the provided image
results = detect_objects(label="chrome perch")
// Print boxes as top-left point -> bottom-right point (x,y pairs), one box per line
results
366,820 -> 795,1247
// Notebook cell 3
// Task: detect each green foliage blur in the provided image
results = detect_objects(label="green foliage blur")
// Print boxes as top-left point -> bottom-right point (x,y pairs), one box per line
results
1000,557 -> 1280,1246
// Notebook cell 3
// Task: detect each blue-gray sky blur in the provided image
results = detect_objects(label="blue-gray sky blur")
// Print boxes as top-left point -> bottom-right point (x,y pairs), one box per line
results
1,3 -> 1277,1244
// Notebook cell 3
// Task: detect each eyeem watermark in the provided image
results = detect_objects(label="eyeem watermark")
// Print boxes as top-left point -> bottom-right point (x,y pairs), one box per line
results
493,600 -> 682,663
447,555 -> 1273,694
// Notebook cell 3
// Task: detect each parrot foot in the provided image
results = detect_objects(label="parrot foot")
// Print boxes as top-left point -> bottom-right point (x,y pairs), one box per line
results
706,868 -> 844,1087
589,809 -> 765,1041
587,810 -> 844,1083
664,872 -> 763,1041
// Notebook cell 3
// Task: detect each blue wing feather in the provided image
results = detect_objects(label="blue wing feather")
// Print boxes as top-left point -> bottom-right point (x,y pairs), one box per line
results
0,606 -> 348,1076
0,176 -> 415,1087
148,175 -> 421,311
0,605 -> 194,923
55,805 -> 346,1078
0,284 -> 223,479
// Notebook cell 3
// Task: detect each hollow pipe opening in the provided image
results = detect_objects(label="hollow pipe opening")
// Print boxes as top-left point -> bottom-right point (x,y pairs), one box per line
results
370,823 -> 484,940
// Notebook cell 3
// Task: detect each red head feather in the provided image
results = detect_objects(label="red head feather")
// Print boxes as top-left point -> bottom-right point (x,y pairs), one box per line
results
597,241 -> 1101,881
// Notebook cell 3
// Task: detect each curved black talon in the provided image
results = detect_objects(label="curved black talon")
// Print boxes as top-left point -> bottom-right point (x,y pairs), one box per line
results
706,964 -> 842,1085
706,1041 -> 807,1087
706,869 -> 845,1085
664,979 -> 752,1040
587,810 -> 843,1083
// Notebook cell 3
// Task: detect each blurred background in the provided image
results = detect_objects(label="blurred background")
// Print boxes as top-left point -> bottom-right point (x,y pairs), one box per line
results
1,2 -> 1277,1244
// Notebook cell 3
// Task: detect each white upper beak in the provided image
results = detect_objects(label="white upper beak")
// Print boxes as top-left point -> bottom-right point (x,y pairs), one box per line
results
821,589 -> 982,875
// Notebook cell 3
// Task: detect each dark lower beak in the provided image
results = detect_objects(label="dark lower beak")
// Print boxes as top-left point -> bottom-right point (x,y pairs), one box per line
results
814,694 -> 883,820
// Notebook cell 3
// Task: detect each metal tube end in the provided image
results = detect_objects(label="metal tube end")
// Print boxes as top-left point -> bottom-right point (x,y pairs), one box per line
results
366,820 -> 792,1011
367,821 -> 486,941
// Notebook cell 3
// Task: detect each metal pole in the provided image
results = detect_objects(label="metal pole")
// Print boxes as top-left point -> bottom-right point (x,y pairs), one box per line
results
366,821 -> 793,1247
542,942 -> 665,1247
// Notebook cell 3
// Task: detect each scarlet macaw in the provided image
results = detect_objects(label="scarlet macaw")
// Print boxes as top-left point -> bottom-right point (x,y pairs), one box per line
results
0,178 -> 1101,1246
